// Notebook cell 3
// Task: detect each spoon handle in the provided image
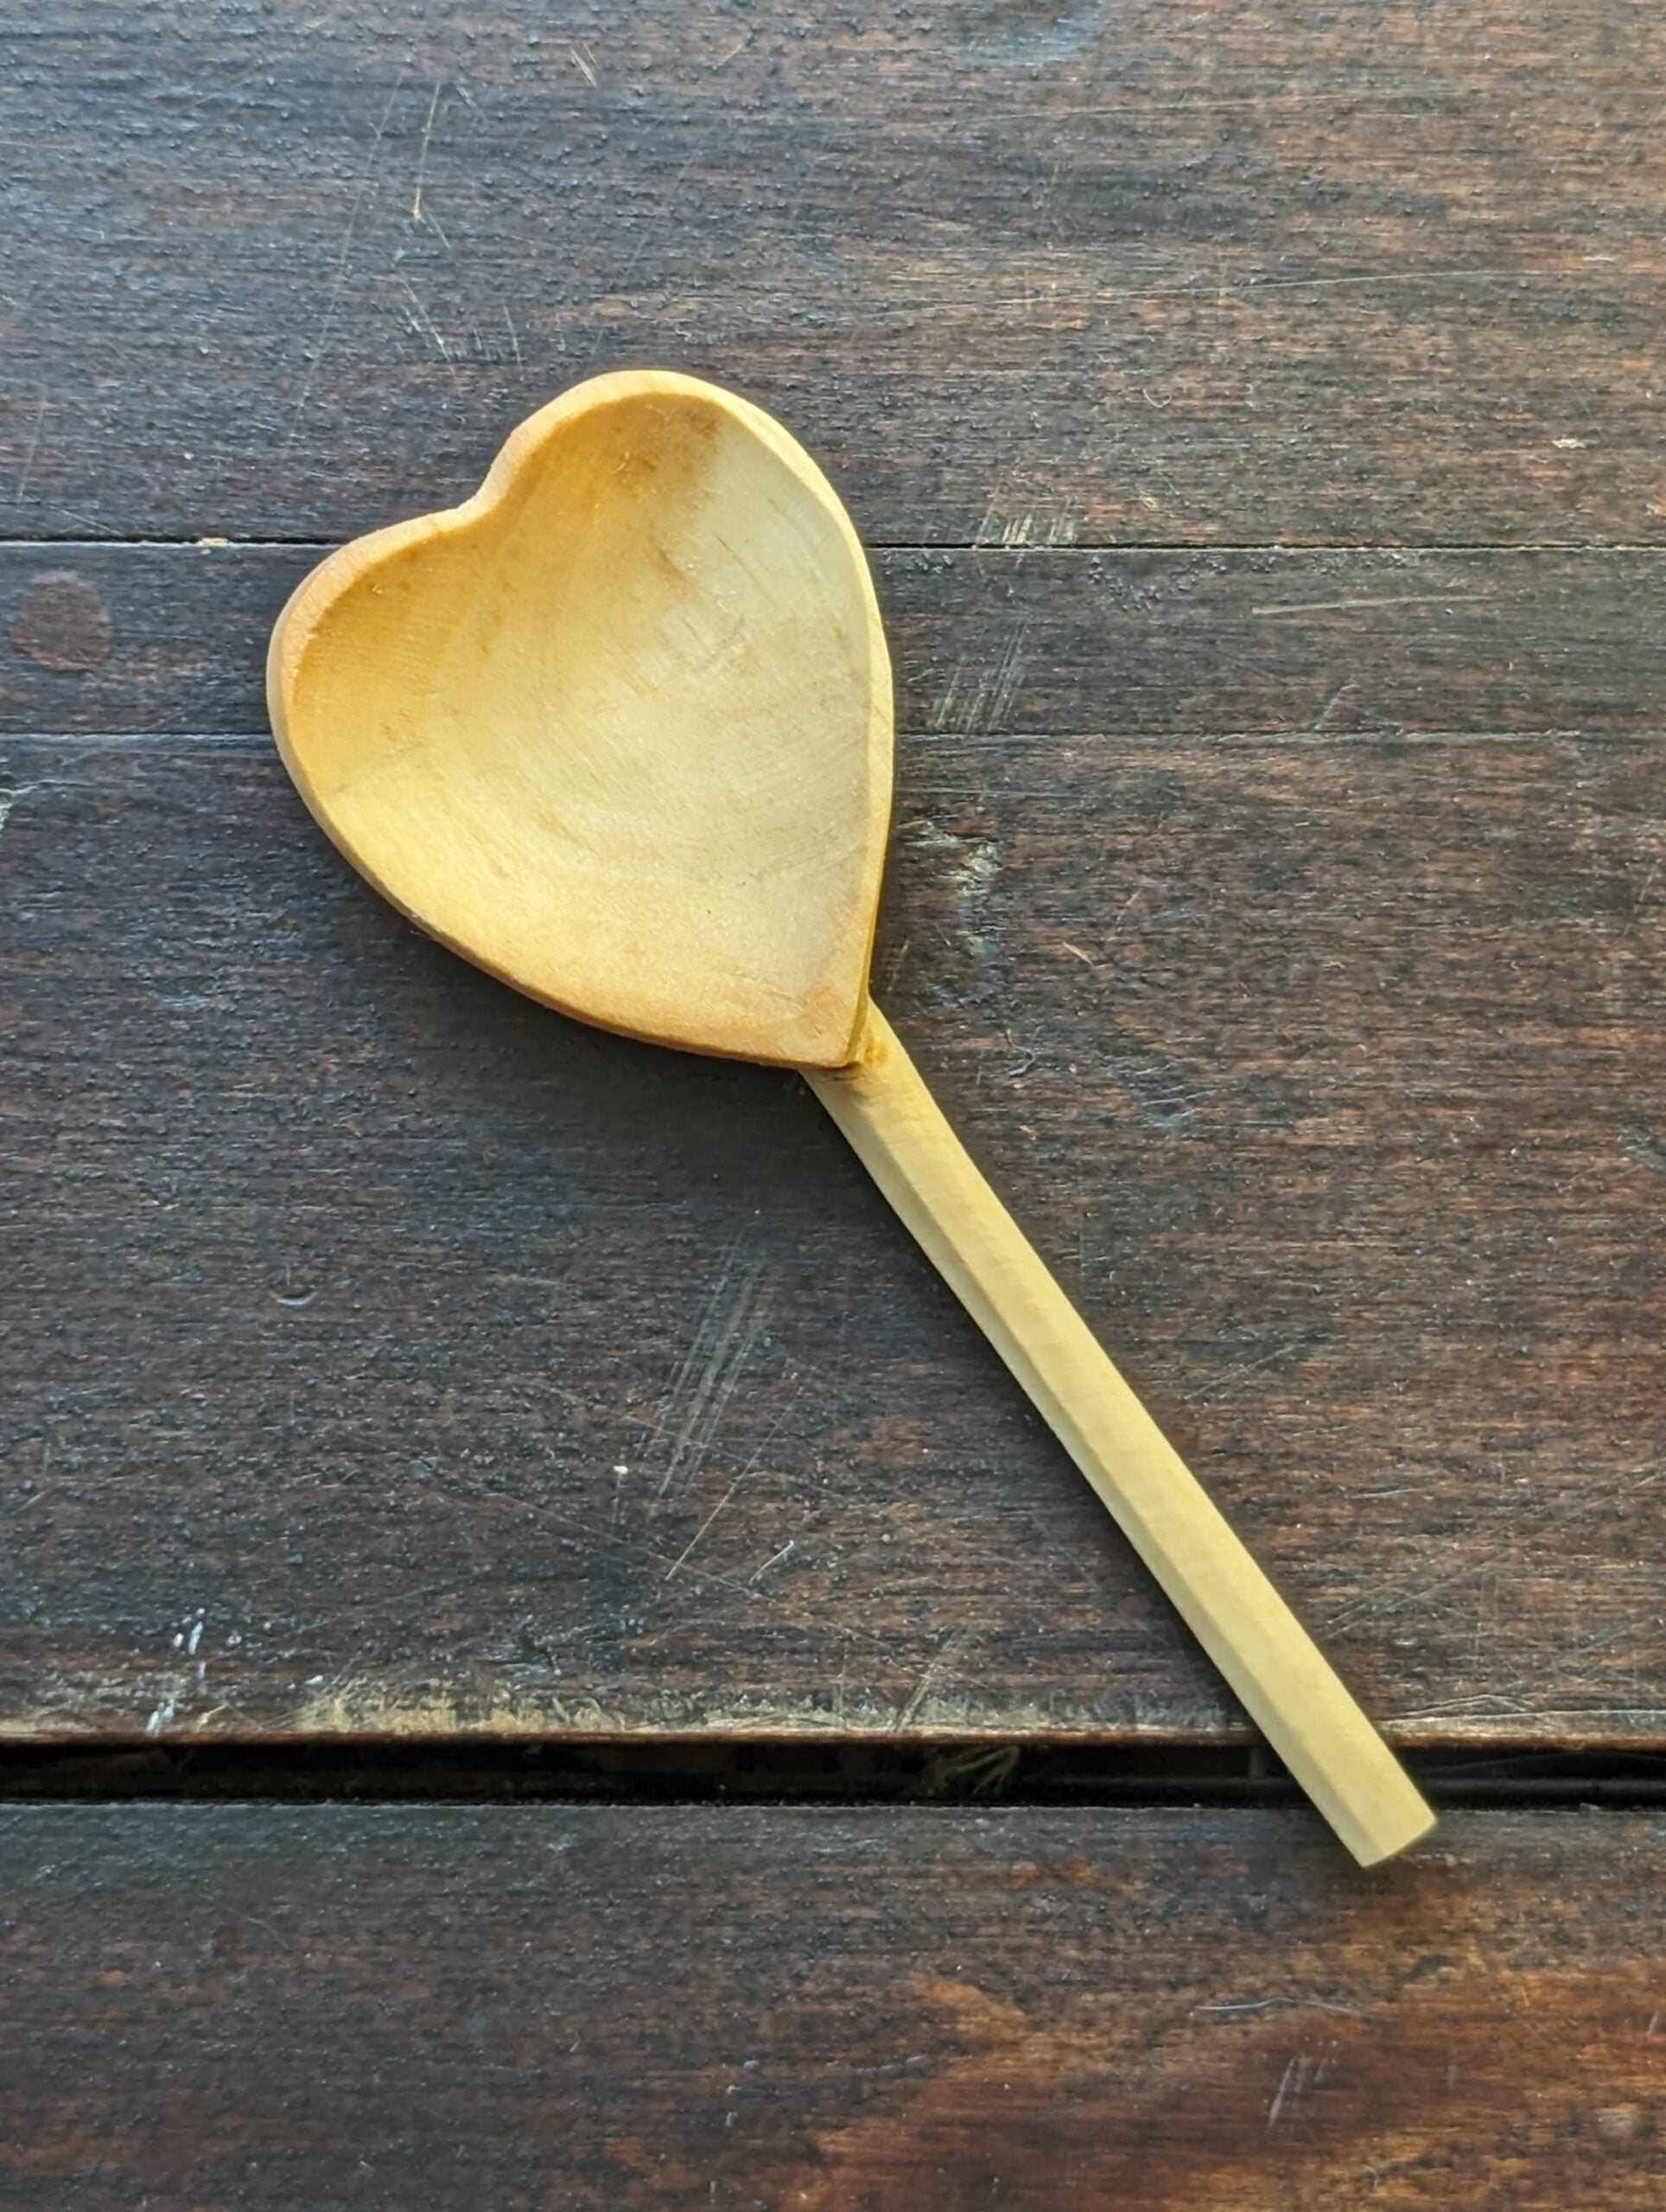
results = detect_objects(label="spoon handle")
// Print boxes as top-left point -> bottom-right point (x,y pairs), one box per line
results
804,1002 -> 1434,1866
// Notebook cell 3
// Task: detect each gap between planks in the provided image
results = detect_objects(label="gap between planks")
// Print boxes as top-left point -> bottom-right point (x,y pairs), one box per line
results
0,1739 -> 1661,1809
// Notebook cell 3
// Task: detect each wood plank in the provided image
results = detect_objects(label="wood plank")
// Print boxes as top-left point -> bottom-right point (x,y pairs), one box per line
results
5,543 -> 1663,740
3,734 -> 1658,1745
2,1 -> 1660,548
0,1804 -> 1659,2208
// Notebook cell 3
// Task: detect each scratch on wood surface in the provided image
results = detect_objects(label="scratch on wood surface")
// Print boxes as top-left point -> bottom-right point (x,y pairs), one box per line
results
1631,849 -> 1662,917
1323,1556 -> 1487,1636
1196,1996 -> 1365,2018
899,1629 -> 971,1726
1190,1338 -> 1310,1400
877,933 -> 912,990
652,1251 -> 772,1504
1267,2042 -> 1341,2128
1310,679 -> 1355,731
1267,2051 -> 1304,2126
1251,594 -> 1495,619
283,73 -> 404,449
664,1383 -> 804,1580
931,620 -> 1031,734
662,1473 -> 747,1576
410,79 -> 442,221
12,396 -> 46,501
398,276 -> 462,391
540,1503 -> 903,1660
973,499 -> 1078,551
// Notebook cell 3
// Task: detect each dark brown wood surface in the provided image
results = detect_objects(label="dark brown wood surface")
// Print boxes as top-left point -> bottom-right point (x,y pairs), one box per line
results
2,2 -> 1661,550
2,1804 -> 1660,2209
2,3 -> 1661,1762
3,705 -> 1658,1744
3,4 -> 1662,2198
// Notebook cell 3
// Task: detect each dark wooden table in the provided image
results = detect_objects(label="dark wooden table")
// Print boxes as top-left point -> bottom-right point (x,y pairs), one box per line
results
3,3 -> 1661,2202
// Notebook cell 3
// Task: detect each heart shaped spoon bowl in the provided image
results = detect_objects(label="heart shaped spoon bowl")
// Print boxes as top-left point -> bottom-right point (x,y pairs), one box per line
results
270,370 -> 889,1066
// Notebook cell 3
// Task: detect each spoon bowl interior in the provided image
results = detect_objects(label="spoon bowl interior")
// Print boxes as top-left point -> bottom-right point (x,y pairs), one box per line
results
269,371 -> 893,1066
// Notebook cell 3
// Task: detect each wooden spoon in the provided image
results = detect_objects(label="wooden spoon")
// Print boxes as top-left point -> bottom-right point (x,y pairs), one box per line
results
269,369 -> 1434,1866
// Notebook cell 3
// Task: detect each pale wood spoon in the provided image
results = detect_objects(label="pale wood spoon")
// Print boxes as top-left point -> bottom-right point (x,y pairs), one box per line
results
269,369 -> 1434,1865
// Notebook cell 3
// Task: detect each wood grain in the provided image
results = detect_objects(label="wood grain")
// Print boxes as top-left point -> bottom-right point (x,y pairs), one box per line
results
3,734 -> 1657,1745
1,1804 -> 1659,2209
5,543 -> 1663,740
1,1 -> 1660,549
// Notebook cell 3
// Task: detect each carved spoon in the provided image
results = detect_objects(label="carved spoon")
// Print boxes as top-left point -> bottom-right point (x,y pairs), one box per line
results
268,368 -> 1434,1865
